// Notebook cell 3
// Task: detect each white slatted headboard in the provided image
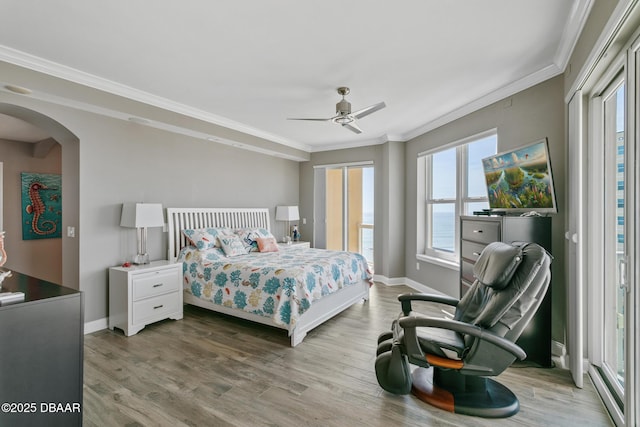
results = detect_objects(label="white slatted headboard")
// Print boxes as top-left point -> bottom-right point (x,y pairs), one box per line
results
167,208 -> 271,262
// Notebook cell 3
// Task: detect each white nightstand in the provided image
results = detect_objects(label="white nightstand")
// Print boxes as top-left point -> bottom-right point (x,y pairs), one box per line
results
279,241 -> 310,249
108,260 -> 183,336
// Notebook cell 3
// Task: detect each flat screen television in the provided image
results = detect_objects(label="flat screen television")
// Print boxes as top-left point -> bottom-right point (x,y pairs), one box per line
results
481,138 -> 558,214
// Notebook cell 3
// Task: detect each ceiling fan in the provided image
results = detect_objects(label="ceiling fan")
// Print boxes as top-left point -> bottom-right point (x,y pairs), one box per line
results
287,87 -> 386,134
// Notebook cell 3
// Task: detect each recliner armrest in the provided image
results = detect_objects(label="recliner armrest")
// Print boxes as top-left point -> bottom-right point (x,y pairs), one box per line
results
397,293 -> 459,315
398,315 -> 527,360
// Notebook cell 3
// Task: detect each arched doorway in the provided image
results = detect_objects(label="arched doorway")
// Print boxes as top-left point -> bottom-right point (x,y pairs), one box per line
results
0,103 -> 79,290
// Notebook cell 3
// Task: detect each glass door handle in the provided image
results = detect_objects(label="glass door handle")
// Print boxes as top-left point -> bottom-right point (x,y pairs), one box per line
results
619,257 -> 629,292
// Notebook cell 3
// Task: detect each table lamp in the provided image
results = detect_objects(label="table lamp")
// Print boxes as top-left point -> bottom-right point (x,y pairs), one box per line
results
275,206 -> 299,244
120,203 -> 164,264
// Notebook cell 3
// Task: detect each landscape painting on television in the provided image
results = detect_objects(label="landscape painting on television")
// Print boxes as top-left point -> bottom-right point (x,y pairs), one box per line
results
481,139 -> 557,213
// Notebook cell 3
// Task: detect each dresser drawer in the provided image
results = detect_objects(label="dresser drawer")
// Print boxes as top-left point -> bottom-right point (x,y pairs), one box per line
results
132,268 -> 181,301
132,291 -> 181,325
461,260 -> 476,284
461,240 -> 487,263
461,220 -> 500,244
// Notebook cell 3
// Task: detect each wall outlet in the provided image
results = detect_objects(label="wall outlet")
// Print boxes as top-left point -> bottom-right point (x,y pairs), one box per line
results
416,262 -> 420,271
67,226 -> 75,238
302,218 -> 306,225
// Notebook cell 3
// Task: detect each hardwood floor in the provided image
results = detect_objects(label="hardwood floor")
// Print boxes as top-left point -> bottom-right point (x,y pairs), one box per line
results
84,283 -> 612,426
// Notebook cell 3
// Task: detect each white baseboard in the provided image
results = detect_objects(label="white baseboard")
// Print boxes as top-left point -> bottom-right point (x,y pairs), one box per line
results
372,274 -> 407,286
551,340 -> 568,368
84,317 -> 108,335
373,275 -> 446,296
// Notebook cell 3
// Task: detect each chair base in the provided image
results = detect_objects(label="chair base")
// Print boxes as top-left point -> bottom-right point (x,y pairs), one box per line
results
411,367 -> 520,418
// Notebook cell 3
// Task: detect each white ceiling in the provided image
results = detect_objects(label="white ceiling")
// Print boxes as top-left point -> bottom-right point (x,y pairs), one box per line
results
0,1 -> 589,153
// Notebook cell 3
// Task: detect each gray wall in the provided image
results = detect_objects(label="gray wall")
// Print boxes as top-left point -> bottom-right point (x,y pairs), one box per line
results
0,139 -> 62,283
404,75 -> 567,343
0,93 -> 299,324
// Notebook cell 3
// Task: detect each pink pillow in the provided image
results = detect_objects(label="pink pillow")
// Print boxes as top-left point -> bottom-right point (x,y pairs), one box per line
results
257,237 -> 279,253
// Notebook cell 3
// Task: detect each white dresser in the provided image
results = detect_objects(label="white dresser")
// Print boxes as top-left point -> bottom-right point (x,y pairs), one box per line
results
109,260 -> 183,336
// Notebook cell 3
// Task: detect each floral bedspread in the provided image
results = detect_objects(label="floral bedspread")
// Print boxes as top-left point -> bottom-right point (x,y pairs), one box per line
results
178,245 -> 373,330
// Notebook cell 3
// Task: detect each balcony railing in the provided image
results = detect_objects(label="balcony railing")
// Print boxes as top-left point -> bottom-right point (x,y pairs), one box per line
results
359,223 -> 374,266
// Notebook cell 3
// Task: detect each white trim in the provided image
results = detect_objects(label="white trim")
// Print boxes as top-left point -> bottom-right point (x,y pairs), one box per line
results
565,0 -> 640,101
84,317 -> 108,335
417,128 -> 497,158
309,134 -> 390,153
313,160 -> 374,169
373,275 -> 447,296
404,64 -> 562,141
554,0 -> 594,71
588,96 -> 605,365
416,253 -> 459,271
590,365 -> 625,426
567,90 -> 585,388
0,45 -> 311,153
373,275 -> 410,286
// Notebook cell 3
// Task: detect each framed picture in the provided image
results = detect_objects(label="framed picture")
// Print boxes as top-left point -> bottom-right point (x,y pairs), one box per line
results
21,172 -> 62,240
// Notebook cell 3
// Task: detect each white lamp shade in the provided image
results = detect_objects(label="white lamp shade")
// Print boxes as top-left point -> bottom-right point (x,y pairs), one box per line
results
275,205 -> 299,221
120,203 -> 164,228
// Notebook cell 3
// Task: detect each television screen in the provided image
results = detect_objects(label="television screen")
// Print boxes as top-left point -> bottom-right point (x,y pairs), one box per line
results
481,138 -> 557,214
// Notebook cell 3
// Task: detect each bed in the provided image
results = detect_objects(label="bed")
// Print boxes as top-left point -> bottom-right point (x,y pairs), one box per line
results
167,207 -> 372,346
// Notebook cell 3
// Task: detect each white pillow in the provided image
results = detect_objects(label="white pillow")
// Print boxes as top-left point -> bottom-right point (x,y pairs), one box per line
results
219,234 -> 249,257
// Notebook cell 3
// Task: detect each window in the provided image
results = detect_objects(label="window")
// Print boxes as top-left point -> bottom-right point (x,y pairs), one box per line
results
417,131 -> 497,266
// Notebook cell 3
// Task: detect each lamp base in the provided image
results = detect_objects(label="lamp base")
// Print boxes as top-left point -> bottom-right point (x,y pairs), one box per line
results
133,253 -> 150,265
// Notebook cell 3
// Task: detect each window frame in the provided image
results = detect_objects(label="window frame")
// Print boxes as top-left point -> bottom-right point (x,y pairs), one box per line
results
417,129 -> 497,268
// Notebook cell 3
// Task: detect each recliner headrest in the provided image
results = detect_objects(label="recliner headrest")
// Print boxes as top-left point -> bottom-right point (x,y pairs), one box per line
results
473,242 -> 523,290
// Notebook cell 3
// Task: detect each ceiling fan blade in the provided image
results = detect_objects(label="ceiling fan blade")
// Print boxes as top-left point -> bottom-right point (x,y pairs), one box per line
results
343,122 -> 363,134
352,101 -> 386,119
287,117 -> 332,121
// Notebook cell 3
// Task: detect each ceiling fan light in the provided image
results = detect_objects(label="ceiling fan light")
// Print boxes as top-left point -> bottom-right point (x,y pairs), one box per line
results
333,115 -> 353,125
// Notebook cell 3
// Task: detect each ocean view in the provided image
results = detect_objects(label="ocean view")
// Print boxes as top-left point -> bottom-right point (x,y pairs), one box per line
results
358,211 -> 456,262
432,211 -> 455,252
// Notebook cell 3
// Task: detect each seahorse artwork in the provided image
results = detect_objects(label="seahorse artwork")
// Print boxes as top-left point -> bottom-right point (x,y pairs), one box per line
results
21,173 -> 62,240
25,182 -> 57,235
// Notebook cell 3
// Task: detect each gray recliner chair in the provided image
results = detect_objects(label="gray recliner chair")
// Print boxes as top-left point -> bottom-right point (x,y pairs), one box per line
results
375,241 -> 552,418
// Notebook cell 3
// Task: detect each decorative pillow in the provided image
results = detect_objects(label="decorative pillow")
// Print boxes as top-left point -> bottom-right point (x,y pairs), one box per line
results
256,237 -> 279,253
473,242 -> 523,290
182,227 -> 233,249
219,234 -> 249,257
182,228 -> 217,250
235,228 -> 275,252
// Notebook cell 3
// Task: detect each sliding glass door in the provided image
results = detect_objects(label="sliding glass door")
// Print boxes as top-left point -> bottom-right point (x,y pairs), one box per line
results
601,78 -> 627,400
587,40 -> 638,424
325,165 -> 374,265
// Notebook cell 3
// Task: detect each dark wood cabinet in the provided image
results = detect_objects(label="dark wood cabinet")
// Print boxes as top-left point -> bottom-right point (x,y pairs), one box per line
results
0,271 -> 83,427
460,215 -> 552,367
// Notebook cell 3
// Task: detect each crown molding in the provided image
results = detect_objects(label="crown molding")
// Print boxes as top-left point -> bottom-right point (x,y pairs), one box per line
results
401,62 -> 563,142
0,45 -> 311,154
308,133 -> 389,153
554,0 -> 594,71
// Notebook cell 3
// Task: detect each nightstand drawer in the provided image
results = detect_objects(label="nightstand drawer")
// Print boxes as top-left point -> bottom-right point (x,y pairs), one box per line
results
461,220 -> 500,244
132,291 -> 181,324
132,269 -> 181,301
